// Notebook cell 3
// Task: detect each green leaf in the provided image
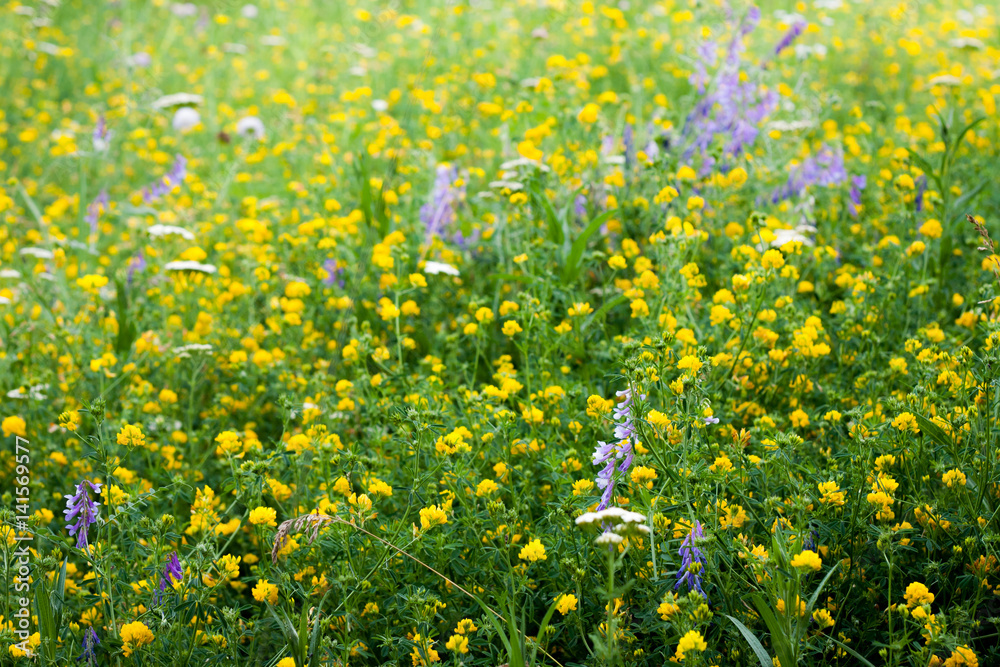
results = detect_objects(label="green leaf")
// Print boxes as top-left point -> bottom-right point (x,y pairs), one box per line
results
949,116 -> 987,158
912,413 -> 953,451
562,209 -> 618,284
528,595 -> 562,667
582,295 -> 627,332
751,594 -> 795,667
806,560 -> 841,612
487,273 -> 537,285
531,183 -> 564,248
828,635 -> 878,667
308,590 -> 333,667
114,275 -> 138,356
724,615 -> 772,667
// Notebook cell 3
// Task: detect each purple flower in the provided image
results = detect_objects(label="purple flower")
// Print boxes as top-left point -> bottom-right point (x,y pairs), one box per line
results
675,520 -> 708,600
322,258 -> 344,287
623,124 -> 636,169
64,480 -> 102,549
420,164 -> 464,246
849,174 -> 867,216
127,252 -> 146,283
681,7 -> 778,172
85,190 -> 109,235
79,627 -> 100,664
593,388 -> 644,510
765,144 -> 849,205
159,552 -> 183,592
573,193 -> 588,218
141,154 -> 188,204
775,20 -> 806,56
704,416 -> 720,425
914,174 -> 927,212
92,115 -> 110,152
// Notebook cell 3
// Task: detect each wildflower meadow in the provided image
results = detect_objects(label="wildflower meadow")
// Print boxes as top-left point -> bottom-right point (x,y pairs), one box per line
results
3,0 -> 1000,665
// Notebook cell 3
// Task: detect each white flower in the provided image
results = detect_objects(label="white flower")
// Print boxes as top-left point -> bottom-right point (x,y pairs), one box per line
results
171,3 -> 197,17
241,4 -> 258,18
0,296 -> 10,305
7,384 -> 48,401
172,107 -> 201,132
424,261 -> 459,276
236,116 -> 265,139
148,224 -> 196,240
594,532 -> 624,545
152,93 -> 203,109
260,35 -> 286,46
165,261 -> 217,273
128,52 -> 152,68
0,269 -> 22,278
19,247 -> 54,259
371,99 -> 389,112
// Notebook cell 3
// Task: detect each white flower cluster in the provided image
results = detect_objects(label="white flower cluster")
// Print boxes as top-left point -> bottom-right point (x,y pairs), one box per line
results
575,507 -> 650,544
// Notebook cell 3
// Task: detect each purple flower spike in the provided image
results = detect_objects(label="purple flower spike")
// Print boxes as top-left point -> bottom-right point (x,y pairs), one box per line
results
675,520 -> 708,600
141,154 -> 188,204
80,627 -> 100,664
64,480 -> 102,549
420,164 -> 465,247
775,19 -> 806,56
85,190 -> 109,235
159,552 -> 183,592
323,258 -> 345,287
592,388 -> 645,510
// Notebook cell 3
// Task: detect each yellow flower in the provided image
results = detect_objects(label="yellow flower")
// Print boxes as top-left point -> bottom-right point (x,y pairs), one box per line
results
502,320 -> 522,337
674,630 -> 707,661
555,593 -> 578,614
276,658 -> 296,667
818,481 -> 845,506
577,103 -> 600,124
904,581 -> 934,608
419,505 -> 448,530
2,415 -> 27,438
252,579 -> 279,604
116,423 -> 145,448
608,255 -> 627,270
891,412 -> 919,434
76,274 -> 109,293
790,549 -> 822,571
812,608 -> 835,629
942,468 -> 966,488
476,479 -> 499,497
249,507 -> 278,527
445,635 -> 469,654
918,218 -> 942,239
454,619 -> 478,634
630,466 -> 657,489
676,355 -> 702,375
517,139 -> 543,161
761,249 -> 785,270
518,538 -> 547,562
120,621 -> 155,657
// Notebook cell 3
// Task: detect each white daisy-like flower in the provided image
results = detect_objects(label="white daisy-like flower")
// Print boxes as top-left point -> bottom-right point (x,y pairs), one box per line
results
148,224 -> 196,240
236,116 -> 266,139
19,247 -> 54,259
152,92 -> 203,109
172,107 -> 201,132
424,261 -> 460,276
165,261 -> 217,273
